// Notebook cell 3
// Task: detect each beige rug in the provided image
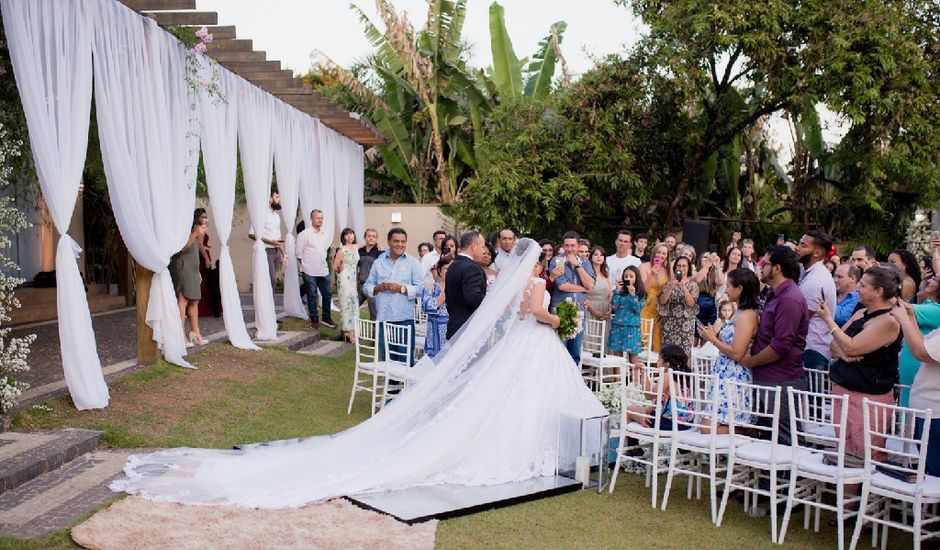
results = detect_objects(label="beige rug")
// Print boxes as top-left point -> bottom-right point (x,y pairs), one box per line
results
71,496 -> 437,550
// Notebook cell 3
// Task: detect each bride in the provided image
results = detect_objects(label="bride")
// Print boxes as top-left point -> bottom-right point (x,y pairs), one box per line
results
112,238 -> 606,508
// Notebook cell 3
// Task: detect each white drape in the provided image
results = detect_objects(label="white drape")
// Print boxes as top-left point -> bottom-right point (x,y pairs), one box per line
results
199,69 -> 260,350
237,83 -> 278,340
328,130 -> 350,235
346,142 -> 366,240
273,102 -> 306,319
90,0 -> 195,368
297,119 -> 319,243
1,0 -> 108,409
315,125 -> 336,246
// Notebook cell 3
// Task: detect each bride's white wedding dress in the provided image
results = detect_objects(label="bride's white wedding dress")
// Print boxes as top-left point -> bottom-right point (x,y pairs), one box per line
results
111,239 -> 605,508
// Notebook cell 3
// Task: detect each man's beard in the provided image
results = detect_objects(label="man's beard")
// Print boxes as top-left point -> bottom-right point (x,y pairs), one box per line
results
799,251 -> 812,267
270,202 -> 282,211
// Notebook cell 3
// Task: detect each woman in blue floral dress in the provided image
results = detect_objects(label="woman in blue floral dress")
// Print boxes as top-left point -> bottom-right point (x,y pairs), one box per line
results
696,268 -> 760,431
609,265 -> 646,365
421,255 -> 453,358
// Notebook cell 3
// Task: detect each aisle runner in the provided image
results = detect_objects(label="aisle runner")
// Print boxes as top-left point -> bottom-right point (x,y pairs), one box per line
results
71,495 -> 436,550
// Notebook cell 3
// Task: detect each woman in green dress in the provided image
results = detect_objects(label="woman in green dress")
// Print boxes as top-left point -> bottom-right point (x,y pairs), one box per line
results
332,228 -> 360,343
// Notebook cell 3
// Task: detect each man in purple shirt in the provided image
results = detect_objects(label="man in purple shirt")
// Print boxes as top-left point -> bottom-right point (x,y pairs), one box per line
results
742,246 -> 809,445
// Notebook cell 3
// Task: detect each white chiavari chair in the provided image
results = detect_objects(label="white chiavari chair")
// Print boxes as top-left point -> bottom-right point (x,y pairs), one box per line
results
580,319 -> 607,390
379,321 -> 413,409
346,319 -> 384,416
637,317 -> 658,367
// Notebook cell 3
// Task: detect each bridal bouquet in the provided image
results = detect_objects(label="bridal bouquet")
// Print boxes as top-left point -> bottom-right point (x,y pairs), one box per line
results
555,299 -> 583,340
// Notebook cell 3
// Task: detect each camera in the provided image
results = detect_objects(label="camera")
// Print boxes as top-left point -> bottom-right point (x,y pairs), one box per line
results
675,267 -> 684,281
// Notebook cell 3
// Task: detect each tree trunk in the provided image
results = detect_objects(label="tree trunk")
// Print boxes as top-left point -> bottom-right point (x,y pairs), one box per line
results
134,264 -> 161,366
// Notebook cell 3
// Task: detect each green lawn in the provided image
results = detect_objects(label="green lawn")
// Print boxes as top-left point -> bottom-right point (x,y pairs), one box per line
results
4,334 -> 914,549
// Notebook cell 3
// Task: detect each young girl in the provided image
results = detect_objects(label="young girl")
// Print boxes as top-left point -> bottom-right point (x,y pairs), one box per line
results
717,300 -> 735,326
609,265 -> 646,366
626,344 -> 693,431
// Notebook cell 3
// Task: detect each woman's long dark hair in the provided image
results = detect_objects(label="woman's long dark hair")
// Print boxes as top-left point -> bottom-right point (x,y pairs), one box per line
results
673,256 -> 693,279
890,249 -> 921,290
659,344 -> 689,373
192,207 -> 206,230
589,245 -> 609,278
726,268 -> 760,311
340,227 -> 357,245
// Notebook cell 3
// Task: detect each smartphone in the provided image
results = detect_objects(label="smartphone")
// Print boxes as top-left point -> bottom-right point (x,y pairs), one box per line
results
932,230 -> 939,240
777,233 -> 785,242
652,257 -> 663,268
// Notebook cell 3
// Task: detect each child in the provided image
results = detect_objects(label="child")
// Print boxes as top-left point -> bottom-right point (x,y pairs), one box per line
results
717,300 -> 735,326
626,345 -> 693,432
609,265 -> 646,367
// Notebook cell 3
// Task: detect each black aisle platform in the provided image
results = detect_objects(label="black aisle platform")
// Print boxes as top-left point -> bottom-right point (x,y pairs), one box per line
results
346,475 -> 583,524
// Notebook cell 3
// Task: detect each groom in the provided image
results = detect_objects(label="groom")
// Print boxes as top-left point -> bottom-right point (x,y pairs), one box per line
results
445,231 -> 487,339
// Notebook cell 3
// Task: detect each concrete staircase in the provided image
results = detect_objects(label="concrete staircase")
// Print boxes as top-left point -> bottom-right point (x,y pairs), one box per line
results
0,429 -> 130,539
11,285 -> 128,326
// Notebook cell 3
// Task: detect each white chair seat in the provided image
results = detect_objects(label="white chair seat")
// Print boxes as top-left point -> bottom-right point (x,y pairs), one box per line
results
692,344 -> 718,359
638,350 -> 659,365
355,361 -> 384,373
581,355 -> 601,367
795,452 -> 864,478
806,424 -> 836,440
735,441 -> 802,465
871,471 -> 940,498
385,363 -> 410,379
675,430 -> 731,450
624,421 -> 673,439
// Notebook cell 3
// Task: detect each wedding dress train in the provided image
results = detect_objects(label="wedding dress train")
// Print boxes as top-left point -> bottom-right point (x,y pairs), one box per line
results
111,239 -> 606,508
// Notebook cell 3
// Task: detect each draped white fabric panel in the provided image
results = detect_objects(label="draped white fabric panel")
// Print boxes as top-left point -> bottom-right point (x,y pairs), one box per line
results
346,142 -> 366,240
297,119 -> 319,243
0,0 -> 108,409
199,69 -> 260,350
273,102 -> 306,319
237,83 -> 278,340
90,0 -> 195,368
315,126 -> 337,246
328,129 -> 350,235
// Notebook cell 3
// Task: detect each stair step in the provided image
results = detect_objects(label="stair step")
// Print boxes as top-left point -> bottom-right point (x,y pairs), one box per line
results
0,429 -> 102,495
255,330 -> 320,352
298,340 -> 352,357
10,294 -> 127,325
0,449 -> 130,539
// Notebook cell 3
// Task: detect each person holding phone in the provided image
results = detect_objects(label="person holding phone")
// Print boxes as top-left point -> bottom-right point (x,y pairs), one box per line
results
639,243 -> 671,352
658,255 -> 700,358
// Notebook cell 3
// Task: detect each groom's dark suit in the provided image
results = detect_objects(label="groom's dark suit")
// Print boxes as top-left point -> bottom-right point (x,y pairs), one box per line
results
444,254 -> 487,339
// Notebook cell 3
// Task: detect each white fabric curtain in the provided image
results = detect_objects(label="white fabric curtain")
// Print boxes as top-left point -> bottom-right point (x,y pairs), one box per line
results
237,83 -> 278,340
90,0 -> 196,368
297,119 -> 319,242
199,69 -> 259,350
346,142 -> 366,240
315,126 -> 336,245
0,0 -> 108,409
328,130 -> 350,235
273,103 -> 306,319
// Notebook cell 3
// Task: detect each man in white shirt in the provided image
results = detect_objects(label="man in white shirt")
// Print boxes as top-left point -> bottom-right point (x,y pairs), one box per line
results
797,230 -> 837,371
248,191 -> 284,291
295,209 -> 335,329
491,228 -> 516,272
420,229 -> 447,283
607,229 -> 641,285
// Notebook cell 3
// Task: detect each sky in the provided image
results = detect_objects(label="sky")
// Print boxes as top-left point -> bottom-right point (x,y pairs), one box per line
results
195,0 -> 645,77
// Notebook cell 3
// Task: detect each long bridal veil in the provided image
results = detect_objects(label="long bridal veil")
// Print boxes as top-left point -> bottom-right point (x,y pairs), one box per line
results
112,238 -> 593,508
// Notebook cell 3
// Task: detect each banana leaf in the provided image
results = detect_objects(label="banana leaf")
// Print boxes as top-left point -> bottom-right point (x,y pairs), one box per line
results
488,2 -> 524,100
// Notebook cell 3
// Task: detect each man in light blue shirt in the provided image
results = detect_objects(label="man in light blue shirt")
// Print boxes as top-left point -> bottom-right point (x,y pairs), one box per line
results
833,263 -> 861,326
364,227 -> 423,365
550,230 -> 596,364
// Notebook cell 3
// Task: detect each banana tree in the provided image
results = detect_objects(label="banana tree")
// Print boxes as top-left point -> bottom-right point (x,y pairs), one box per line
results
489,2 -> 568,101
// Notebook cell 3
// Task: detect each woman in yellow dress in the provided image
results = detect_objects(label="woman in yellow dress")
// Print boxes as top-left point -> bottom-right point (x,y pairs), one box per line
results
639,243 -> 671,352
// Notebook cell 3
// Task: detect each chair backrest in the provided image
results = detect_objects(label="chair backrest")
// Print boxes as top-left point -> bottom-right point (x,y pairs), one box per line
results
789,388 -> 849,468
639,317 -> 655,354
668,369 -> 719,436
598,357 -> 633,388
414,302 -> 427,325
582,319 -> 607,359
690,355 -> 714,398
382,321 -> 412,369
894,383 -> 912,407
356,319 -> 378,367
619,365 -> 666,431
805,368 -> 831,396
863,399 -> 932,486
725,380 -> 783,451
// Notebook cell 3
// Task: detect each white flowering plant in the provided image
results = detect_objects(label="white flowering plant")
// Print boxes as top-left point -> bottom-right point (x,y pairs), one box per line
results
0,121 -> 34,413
905,212 -> 932,259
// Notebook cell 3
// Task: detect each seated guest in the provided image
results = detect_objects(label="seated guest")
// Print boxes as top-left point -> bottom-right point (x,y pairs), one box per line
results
833,263 -> 861,326
818,267 -> 902,466
421,255 -> 453,358
626,345 -> 693,431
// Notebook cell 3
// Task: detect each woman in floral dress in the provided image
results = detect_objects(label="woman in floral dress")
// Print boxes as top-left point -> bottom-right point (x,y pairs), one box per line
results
658,256 -> 699,358
332,228 -> 360,342
421,255 -> 453,358
609,265 -> 646,366
697,268 -> 760,431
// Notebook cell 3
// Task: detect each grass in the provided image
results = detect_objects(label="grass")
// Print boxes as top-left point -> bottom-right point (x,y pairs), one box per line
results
4,336 -> 915,550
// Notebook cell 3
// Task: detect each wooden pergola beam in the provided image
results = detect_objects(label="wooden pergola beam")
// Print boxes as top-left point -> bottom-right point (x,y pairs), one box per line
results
210,50 -> 267,63
143,11 -> 218,26
204,26 -> 236,40
206,39 -> 253,53
223,61 -> 282,76
119,0 -> 195,10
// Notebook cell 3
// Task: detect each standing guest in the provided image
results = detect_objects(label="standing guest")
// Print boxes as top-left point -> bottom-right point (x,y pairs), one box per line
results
170,209 -> 209,347
891,299 -> 940,476
445,231 -> 488,338
331,228 -> 360,343
357,228 -> 383,321
833,263 -> 861,326
917,275 -> 940,305
724,247 -> 743,274
296,210 -> 335,329
248,190 -> 284,292
441,235 -> 458,256
741,246 -> 809,445
831,255 -> 841,267
640,243 -> 670,352
888,249 -> 921,302
478,243 -> 498,291
578,239 -> 591,261
740,239 -> 758,272
364,228 -> 424,364
420,229 -> 446,281
607,230 -> 642,284
633,234 -> 650,263
726,230 -> 742,256
550,231 -> 596,364
920,255 -> 934,283
421,254 -> 453,358
664,234 -> 678,254
797,230 -> 838,371
539,239 -> 555,264
658,255 -> 699,357
694,253 -> 721,346
492,228 -> 517,272
818,267 -> 902,466
417,242 -> 433,259
677,244 -> 696,264
584,246 -> 613,337
850,245 -> 877,271
609,265 -> 646,364
197,221 -> 221,318
897,277 -> 940,406
717,300 -> 736,325
538,240 -> 556,291
824,259 -> 837,274
698,268 -> 760,433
